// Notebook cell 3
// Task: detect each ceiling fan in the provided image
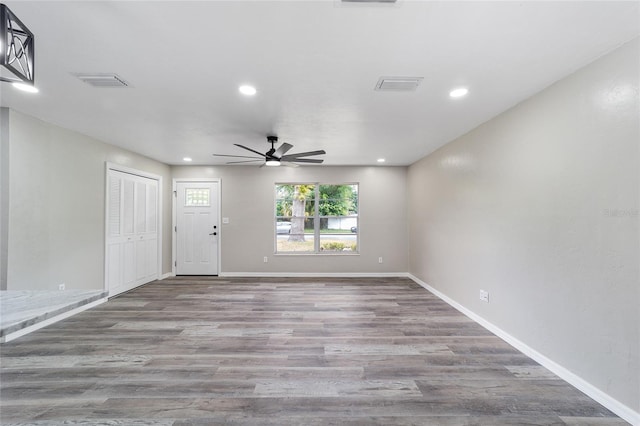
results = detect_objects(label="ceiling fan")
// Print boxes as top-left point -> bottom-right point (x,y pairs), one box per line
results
213,136 -> 325,167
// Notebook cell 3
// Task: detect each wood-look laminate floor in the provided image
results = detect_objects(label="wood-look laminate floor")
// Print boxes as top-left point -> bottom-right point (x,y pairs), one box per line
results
0,277 -> 626,425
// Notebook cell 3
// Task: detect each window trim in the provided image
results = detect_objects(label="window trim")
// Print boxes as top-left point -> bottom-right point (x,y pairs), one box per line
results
274,182 -> 359,255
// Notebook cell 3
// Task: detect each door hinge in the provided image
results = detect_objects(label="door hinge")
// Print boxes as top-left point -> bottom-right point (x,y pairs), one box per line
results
173,190 -> 177,197
175,226 -> 177,232
175,261 -> 177,267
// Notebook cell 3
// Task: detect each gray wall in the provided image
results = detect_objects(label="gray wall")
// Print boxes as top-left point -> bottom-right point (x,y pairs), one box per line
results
172,165 -> 408,274
407,39 -> 639,412
6,110 -> 172,291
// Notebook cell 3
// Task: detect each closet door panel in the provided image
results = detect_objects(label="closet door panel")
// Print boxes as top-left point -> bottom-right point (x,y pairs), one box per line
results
107,169 -> 160,296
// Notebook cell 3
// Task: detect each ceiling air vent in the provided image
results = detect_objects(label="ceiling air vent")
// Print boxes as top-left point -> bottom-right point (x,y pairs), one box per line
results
375,76 -> 423,91
73,73 -> 130,88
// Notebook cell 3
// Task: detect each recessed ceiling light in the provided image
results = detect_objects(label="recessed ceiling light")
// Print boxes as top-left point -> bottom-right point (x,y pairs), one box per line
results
183,157 -> 192,162
377,158 -> 386,163
12,82 -> 39,93
239,85 -> 257,96
449,87 -> 469,98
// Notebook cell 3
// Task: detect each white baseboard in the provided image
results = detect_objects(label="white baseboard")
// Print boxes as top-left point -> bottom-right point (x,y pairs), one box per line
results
1,297 -> 108,343
160,272 -> 175,280
219,272 -> 410,278
407,274 -> 640,426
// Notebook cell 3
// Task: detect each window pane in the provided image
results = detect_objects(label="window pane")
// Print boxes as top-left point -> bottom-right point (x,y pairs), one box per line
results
319,184 -> 358,215
277,218 -> 315,252
185,188 -> 210,206
320,233 -> 357,252
276,184 -> 316,217
320,217 -> 358,233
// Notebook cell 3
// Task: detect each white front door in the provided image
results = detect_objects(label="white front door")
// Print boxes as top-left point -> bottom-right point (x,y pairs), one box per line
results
176,181 -> 219,275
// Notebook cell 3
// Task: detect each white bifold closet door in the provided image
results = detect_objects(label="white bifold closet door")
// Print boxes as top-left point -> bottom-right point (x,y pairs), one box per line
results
107,169 -> 159,296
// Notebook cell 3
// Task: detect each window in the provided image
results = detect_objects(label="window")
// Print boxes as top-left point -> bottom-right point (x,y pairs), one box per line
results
185,188 -> 210,206
275,183 -> 358,254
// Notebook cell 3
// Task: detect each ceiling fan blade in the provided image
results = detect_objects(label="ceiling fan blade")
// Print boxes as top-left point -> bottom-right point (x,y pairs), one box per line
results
214,154 -> 262,159
274,143 -> 293,158
280,150 -> 326,160
234,144 -> 267,158
226,159 -> 264,164
289,158 -> 324,164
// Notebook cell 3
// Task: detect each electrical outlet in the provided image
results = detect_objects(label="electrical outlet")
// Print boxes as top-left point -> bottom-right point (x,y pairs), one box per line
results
263,256 -> 268,263
58,283 -> 65,291
479,289 -> 489,303
378,257 -> 383,264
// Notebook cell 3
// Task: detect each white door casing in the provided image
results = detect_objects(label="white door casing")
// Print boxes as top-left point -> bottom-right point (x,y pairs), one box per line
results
175,180 -> 220,275
106,165 -> 161,296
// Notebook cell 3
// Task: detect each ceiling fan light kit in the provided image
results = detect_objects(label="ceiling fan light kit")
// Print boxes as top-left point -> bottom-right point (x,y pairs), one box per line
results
213,136 -> 326,167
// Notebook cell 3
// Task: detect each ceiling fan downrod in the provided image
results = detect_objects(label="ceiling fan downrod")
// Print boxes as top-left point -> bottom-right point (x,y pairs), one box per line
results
266,136 -> 278,157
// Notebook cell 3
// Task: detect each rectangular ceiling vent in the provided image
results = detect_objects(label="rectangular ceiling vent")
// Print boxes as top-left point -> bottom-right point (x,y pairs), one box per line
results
375,76 -> 423,91
73,73 -> 130,88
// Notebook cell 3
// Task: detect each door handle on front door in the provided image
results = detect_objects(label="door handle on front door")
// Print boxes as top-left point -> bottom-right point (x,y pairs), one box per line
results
209,232 -> 217,236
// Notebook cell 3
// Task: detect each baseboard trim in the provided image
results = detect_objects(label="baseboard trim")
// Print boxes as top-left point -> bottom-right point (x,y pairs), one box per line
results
160,272 -> 175,280
219,272 -> 410,278
407,274 -> 640,426
1,297 -> 108,343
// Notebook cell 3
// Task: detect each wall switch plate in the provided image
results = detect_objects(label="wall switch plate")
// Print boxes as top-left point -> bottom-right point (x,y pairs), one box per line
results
378,257 -> 383,264
222,217 -> 229,224
59,283 -> 65,291
479,289 -> 489,302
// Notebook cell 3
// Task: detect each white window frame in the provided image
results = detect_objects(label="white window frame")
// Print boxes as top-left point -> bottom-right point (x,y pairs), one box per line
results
275,182 -> 359,255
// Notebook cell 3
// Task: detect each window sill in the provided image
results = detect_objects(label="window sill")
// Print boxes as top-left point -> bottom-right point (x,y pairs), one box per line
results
274,252 -> 360,256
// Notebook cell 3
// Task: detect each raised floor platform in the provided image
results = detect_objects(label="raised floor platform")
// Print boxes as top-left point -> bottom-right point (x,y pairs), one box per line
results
0,289 -> 108,343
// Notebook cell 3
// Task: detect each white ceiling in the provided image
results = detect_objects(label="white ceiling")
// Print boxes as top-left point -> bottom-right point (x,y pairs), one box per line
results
1,1 -> 638,166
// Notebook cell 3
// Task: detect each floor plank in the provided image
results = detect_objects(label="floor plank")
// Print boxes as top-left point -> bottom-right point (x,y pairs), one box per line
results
0,277 -> 627,425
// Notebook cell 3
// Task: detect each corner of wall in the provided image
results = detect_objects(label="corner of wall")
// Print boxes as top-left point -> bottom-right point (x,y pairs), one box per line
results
0,107 -> 9,290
